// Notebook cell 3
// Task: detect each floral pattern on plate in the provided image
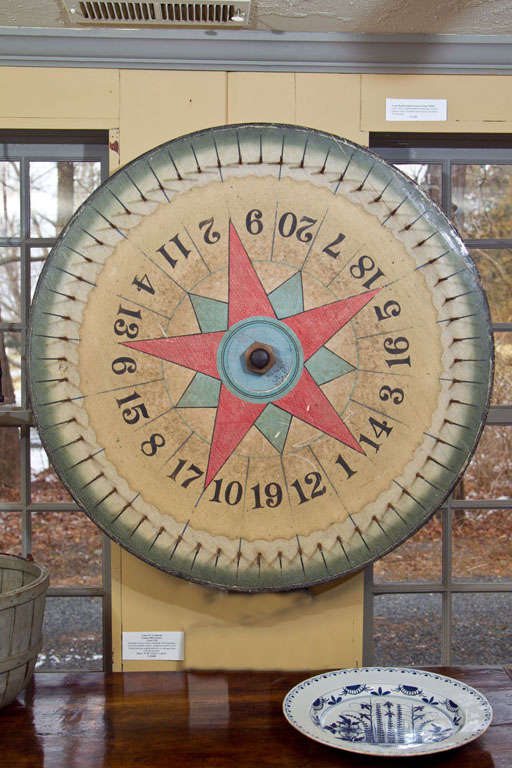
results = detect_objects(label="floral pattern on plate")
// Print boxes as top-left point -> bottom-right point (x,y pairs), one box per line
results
283,668 -> 492,757
310,683 -> 463,745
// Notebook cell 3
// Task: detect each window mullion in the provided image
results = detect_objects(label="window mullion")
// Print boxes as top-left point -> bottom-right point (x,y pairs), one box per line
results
20,424 -> 31,557
19,156 -> 32,557
20,157 -> 30,242
441,159 -> 451,220
465,237 -> 512,249
20,157 -> 31,411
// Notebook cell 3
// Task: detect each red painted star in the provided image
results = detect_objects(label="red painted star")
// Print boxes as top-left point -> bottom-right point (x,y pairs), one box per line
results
124,222 -> 379,487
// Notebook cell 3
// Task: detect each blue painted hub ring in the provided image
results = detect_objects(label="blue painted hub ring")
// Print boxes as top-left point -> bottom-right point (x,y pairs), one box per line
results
217,316 -> 304,403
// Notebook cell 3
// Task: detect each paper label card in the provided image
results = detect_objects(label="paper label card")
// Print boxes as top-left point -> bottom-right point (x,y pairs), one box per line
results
122,631 -> 184,661
386,98 -> 447,122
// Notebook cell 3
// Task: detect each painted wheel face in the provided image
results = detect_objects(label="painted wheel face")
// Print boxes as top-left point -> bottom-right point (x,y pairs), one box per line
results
29,124 -> 493,591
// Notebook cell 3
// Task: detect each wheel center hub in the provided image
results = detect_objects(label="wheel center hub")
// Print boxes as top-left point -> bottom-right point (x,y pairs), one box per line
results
217,316 -> 303,403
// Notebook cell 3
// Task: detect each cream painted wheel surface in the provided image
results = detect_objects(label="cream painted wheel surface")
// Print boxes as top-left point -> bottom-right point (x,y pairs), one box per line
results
29,124 -> 493,591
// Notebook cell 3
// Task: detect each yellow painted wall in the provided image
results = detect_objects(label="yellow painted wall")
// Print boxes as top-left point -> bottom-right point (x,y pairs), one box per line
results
115,69 -> 366,673
0,67 -> 119,129
2,64 -> 510,671
361,74 -> 512,133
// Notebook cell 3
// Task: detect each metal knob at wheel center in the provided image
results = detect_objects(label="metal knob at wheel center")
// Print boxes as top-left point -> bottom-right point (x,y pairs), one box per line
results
251,348 -> 269,369
244,341 -> 276,375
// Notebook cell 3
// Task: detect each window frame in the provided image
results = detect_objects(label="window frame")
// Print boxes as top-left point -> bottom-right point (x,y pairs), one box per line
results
363,137 -> 512,666
0,132 -> 112,672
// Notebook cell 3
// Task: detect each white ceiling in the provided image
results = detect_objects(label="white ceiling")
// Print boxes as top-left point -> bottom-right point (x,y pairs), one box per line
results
1,0 -> 512,34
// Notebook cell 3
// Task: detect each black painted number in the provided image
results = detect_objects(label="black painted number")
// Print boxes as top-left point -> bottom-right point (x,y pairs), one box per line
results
199,217 -> 220,244
246,209 -> 263,235
359,417 -> 393,453
251,482 -> 282,509
335,453 -> 357,479
140,433 -> 165,456
156,233 -> 191,269
132,273 -> 154,295
379,385 -> 405,404
114,305 -> 141,338
349,255 -> 385,289
322,232 -> 346,259
291,472 -> 326,505
375,300 -> 400,321
210,479 -> 243,505
111,356 -> 137,375
384,336 -> 411,368
168,459 -> 204,488
278,212 -> 317,243
116,391 -> 149,425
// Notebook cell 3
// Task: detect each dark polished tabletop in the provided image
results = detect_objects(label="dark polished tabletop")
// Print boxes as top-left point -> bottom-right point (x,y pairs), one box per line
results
0,667 -> 510,767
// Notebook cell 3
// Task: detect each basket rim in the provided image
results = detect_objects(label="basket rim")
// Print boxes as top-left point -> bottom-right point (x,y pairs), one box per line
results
0,552 -> 50,597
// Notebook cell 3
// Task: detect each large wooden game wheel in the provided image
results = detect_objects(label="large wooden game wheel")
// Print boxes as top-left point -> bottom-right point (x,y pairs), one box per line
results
29,124 -> 493,591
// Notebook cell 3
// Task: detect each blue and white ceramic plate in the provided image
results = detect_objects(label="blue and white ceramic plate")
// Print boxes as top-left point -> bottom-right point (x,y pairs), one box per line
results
283,667 -> 492,757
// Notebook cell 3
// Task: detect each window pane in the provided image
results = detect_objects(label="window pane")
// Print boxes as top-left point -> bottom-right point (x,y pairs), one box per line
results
37,596 -> 103,671
31,428 -> 73,503
0,247 -> 21,323
374,512 -> 441,583
0,161 -> 20,238
374,593 -> 442,666
0,427 -> 21,503
452,592 -> 512,664
30,161 -> 101,238
460,425 -> 512,500
452,164 -> 512,239
30,247 -> 51,301
32,511 -> 102,586
394,163 -> 442,206
0,510 -> 22,554
453,508 -> 512,583
469,248 -> 512,324
1,330 -> 21,406
493,332 -> 512,406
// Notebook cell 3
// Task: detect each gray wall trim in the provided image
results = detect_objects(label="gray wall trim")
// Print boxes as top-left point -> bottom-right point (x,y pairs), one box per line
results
3,28 -> 512,73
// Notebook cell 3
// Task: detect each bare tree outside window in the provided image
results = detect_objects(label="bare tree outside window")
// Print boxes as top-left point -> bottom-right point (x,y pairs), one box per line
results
0,136 -> 109,671
369,142 -> 512,667
1,160 -> 101,504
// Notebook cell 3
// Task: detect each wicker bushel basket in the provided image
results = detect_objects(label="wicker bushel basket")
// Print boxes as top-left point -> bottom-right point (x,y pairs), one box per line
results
0,554 -> 49,709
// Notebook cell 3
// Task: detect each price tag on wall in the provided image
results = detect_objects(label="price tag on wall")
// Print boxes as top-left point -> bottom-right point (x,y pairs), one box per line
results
386,98 -> 447,121
122,631 -> 184,661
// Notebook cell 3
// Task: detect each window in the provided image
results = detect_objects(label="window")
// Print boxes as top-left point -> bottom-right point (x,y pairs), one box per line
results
364,134 -> 512,666
0,131 -> 110,671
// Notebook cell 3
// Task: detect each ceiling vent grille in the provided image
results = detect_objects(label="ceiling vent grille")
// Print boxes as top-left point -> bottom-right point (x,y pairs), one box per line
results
64,0 -> 250,25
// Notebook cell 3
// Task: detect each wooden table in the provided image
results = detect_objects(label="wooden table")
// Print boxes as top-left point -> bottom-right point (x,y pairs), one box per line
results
0,668 -> 510,767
